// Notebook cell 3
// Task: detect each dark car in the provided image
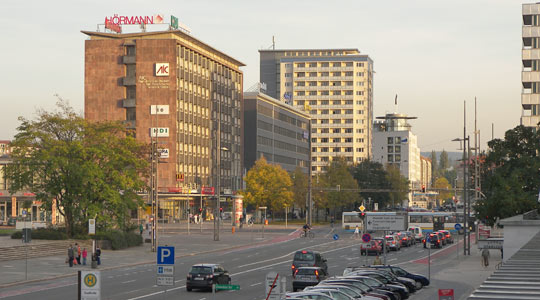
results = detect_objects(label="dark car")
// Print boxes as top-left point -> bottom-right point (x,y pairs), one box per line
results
370,265 -> 430,289
292,250 -> 328,275
438,230 -> 453,244
321,279 -> 392,300
423,233 -> 442,248
361,240 -> 384,255
292,267 -> 327,291
186,263 -> 231,291
345,272 -> 410,299
436,231 -> 447,245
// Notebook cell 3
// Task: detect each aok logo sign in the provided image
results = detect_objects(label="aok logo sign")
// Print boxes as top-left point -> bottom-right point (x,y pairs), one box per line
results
155,63 -> 169,77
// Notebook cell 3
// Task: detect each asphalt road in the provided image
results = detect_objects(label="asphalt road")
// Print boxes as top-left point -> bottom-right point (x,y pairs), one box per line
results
0,228 -> 468,300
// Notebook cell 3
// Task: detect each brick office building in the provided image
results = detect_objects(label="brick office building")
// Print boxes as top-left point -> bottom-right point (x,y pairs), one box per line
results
82,29 -> 244,221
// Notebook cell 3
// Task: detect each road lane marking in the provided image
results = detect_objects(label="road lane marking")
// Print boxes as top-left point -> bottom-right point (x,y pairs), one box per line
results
122,280 -> 136,284
250,282 -> 262,286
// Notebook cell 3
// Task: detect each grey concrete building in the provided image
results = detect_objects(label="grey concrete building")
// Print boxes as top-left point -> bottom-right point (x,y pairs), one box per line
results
244,89 -> 311,174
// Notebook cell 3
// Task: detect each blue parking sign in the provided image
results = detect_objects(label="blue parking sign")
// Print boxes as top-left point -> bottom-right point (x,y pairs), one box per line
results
454,224 -> 462,231
157,246 -> 175,265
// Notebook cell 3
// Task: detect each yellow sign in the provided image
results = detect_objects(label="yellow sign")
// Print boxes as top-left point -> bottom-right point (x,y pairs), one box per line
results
84,273 -> 97,287
176,173 -> 184,182
359,205 -> 365,212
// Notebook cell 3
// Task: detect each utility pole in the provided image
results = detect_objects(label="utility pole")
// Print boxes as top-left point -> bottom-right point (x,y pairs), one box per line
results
214,97 -> 221,241
463,101 -> 468,256
150,106 -> 160,252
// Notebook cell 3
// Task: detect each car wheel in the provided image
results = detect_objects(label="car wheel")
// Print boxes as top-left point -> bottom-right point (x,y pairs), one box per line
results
186,286 -> 192,292
415,281 -> 423,289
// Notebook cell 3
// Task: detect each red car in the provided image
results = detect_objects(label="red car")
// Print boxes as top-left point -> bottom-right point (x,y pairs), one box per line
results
360,240 -> 383,255
438,230 -> 453,243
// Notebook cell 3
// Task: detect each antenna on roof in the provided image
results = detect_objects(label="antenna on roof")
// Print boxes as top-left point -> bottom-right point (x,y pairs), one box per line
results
268,36 -> 275,50
394,94 -> 398,113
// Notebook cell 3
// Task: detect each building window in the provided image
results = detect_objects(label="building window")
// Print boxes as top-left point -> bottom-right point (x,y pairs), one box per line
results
321,147 -> 329,152
285,73 -> 292,77
332,128 -> 341,133
321,138 -> 328,143
356,91 -> 364,96
356,82 -> 364,86
388,146 -> 394,153
345,128 -> 353,133
388,137 -> 394,144
395,137 -> 402,144
333,147 -> 340,152
395,145 -> 401,152
356,62 -> 364,67
356,72 -> 364,76
285,82 -> 291,87
333,138 -> 341,143
388,155 -> 394,162
321,128 -> 329,133
395,154 -> 401,162
356,148 -> 364,152
285,63 -> 292,68
345,138 -> 352,143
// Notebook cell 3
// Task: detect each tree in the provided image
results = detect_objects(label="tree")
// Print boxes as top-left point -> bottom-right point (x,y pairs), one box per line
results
475,125 -> 540,225
242,157 -> 293,212
386,165 -> 409,208
291,166 -> 308,212
317,157 -> 359,218
5,101 -> 149,236
434,177 -> 452,206
439,150 -> 450,170
430,150 -> 438,182
352,160 -> 390,209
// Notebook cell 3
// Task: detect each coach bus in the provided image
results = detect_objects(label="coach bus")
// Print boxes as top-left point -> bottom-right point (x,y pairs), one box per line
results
408,211 -> 465,233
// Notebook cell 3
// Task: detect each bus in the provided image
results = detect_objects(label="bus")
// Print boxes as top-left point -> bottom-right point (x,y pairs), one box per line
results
407,212 -> 465,233
342,212 -> 363,231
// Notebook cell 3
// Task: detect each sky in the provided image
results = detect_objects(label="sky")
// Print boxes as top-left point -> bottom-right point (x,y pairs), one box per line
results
0,0 -> 523,152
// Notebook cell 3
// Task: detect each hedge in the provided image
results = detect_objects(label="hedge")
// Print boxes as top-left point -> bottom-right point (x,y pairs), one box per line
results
94,230 -> 142,250
11,228 -> 68,240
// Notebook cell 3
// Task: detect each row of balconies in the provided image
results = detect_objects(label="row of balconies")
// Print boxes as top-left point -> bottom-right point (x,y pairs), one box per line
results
292,76 -> 355,82
293,95 -> 354,100
293,66 -> 354,72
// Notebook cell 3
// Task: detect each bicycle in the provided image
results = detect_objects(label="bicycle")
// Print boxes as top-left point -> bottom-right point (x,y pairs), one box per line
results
300,230 -> 315,238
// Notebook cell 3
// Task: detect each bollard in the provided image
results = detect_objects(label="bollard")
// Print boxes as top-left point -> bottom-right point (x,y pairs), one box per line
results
265,219 -> 268,225
232,226 -> 235,234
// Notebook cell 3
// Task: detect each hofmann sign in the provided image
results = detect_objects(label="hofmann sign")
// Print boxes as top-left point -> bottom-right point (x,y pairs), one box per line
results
365,212 -> 407,231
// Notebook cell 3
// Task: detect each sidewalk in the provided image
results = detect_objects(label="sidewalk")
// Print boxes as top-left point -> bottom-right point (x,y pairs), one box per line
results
0,224 -> 301,288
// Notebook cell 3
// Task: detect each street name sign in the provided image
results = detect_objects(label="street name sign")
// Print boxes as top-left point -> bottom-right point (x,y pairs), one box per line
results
478,238 -> 503,249
365,213 -> 407,231
215,284 -> 240,291
80,270 -> 101,300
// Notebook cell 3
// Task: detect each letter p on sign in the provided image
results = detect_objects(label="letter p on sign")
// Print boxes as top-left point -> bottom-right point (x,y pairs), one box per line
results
157,246 -> 175,265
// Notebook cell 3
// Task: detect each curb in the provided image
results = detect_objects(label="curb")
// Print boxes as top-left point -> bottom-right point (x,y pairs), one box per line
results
0,230 -> 300,289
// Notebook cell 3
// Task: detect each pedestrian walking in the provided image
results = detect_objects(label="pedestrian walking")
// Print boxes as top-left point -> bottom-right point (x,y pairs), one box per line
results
373,255 -> 382,265
96,246 -> 101,265
82,248 -> 87,265
330,217 -> 335,228
76,243 -> 82,265
67,245 -> 74,267
481,248 -> 490,267
139,223 -> 144,235
353,225 -> 360,239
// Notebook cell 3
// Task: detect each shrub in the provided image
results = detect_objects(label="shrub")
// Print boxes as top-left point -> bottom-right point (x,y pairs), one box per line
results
11,231 -> 22,239
94,230 -> 142,250
11,228 -> 68,240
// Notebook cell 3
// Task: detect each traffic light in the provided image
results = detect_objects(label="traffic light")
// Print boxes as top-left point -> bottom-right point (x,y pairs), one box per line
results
219,207 -> 223,213
421,185 -> 426,193
199,208 -> 202,213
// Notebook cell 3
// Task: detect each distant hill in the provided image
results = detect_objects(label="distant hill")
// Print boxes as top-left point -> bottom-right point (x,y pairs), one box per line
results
420,151 -> 462,162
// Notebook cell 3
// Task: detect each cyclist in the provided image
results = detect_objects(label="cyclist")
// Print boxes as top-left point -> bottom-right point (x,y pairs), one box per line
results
302,223 -> 311,236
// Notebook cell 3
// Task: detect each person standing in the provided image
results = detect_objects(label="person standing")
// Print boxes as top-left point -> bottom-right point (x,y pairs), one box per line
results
75,243 -> 82,265
67,245 -> 74,267
96,246 -> 101,265
481,248 -> 490,267
353,225 -> 360,239
373,255 -> 382,265
139,223 -> 144,235
82,248 -> 88,265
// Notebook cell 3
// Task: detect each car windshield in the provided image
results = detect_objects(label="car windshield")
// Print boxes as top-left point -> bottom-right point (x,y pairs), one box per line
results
294,252 -> 315,261
391,267 -> 408,276
385,236 -> 394,240
296,269 -> 317,275
190,266 -> 212,274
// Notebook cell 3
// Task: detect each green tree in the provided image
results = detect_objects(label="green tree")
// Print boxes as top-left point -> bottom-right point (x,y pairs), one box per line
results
317,157 -> 359,218
475,125 -> 540,225
5,101 -> 149,236
439,150 -> 450,170
386,165 -> 409,208
242,157 -> 293,212
434,177 -> 452,206
352,160 -> 390,209
291,166 -> 308,212
431,150 -> 439,182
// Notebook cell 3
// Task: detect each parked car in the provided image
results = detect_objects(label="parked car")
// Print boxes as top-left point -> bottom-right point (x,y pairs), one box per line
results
369,265 -> 430,289
293,267 -> 328,291
303,288 -> 355,300
186,263 -> 231,291
304,285 -> 367,299
438,230 -> 453,243
285,291 -> 334,300
348,268 -> 417,293
361,240 -> 384,255
384,235 -> 401,251
321,279 -> 392,300
292,250 -> 328,275
408,226 -> 423,242
342,272 -> 410,300
423,233 -> 442,248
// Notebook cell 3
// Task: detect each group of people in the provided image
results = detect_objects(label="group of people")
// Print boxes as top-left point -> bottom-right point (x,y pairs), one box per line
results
67,243 -> 100,267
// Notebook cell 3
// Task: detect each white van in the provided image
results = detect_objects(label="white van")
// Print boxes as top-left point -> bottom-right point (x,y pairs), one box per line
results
408,226 -> 423,242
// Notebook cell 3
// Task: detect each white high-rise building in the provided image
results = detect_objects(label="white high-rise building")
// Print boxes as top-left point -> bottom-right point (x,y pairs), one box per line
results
522,3 -> 540,127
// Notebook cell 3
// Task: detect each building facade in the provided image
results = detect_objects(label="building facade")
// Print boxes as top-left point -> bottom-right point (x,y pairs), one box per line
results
259,49 -> 374,174
83,30 -> 244,220
419,156 -> 432,189
522,3 -> 540,127
244,89 -> 311,174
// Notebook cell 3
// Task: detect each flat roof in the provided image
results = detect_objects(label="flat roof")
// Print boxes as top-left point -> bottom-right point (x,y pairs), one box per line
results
244,91 -> 311,120
259,48 -> 360,53
81,30 -> 245,67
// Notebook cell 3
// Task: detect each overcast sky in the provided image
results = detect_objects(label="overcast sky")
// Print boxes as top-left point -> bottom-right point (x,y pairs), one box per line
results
0,0 -> 522,151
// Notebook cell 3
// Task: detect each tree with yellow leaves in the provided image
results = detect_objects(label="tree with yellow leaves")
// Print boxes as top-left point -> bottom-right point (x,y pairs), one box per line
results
242,157 -> 293,212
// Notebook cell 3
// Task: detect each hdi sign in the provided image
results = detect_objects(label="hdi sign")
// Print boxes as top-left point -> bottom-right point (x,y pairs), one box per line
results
150,128 -> 169,137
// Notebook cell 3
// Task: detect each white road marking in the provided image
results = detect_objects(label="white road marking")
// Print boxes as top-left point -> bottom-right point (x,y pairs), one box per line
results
250,282 -> 262,286
122,280 -> 136,284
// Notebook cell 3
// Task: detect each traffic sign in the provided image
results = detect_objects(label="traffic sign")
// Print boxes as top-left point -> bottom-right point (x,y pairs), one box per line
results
362,233 -> 372,243
157,246 -> 175,265
156,276 -> 174,286
439,288 -> 454,300
333,234 -> 339,240
265,272 -> 281,300
215,284 -> 240,291
157,265 -> 174,275
454,224 -> 462,231
365,213 -> 407,231
79,270 -> 101,300
359,205 -> 365,212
